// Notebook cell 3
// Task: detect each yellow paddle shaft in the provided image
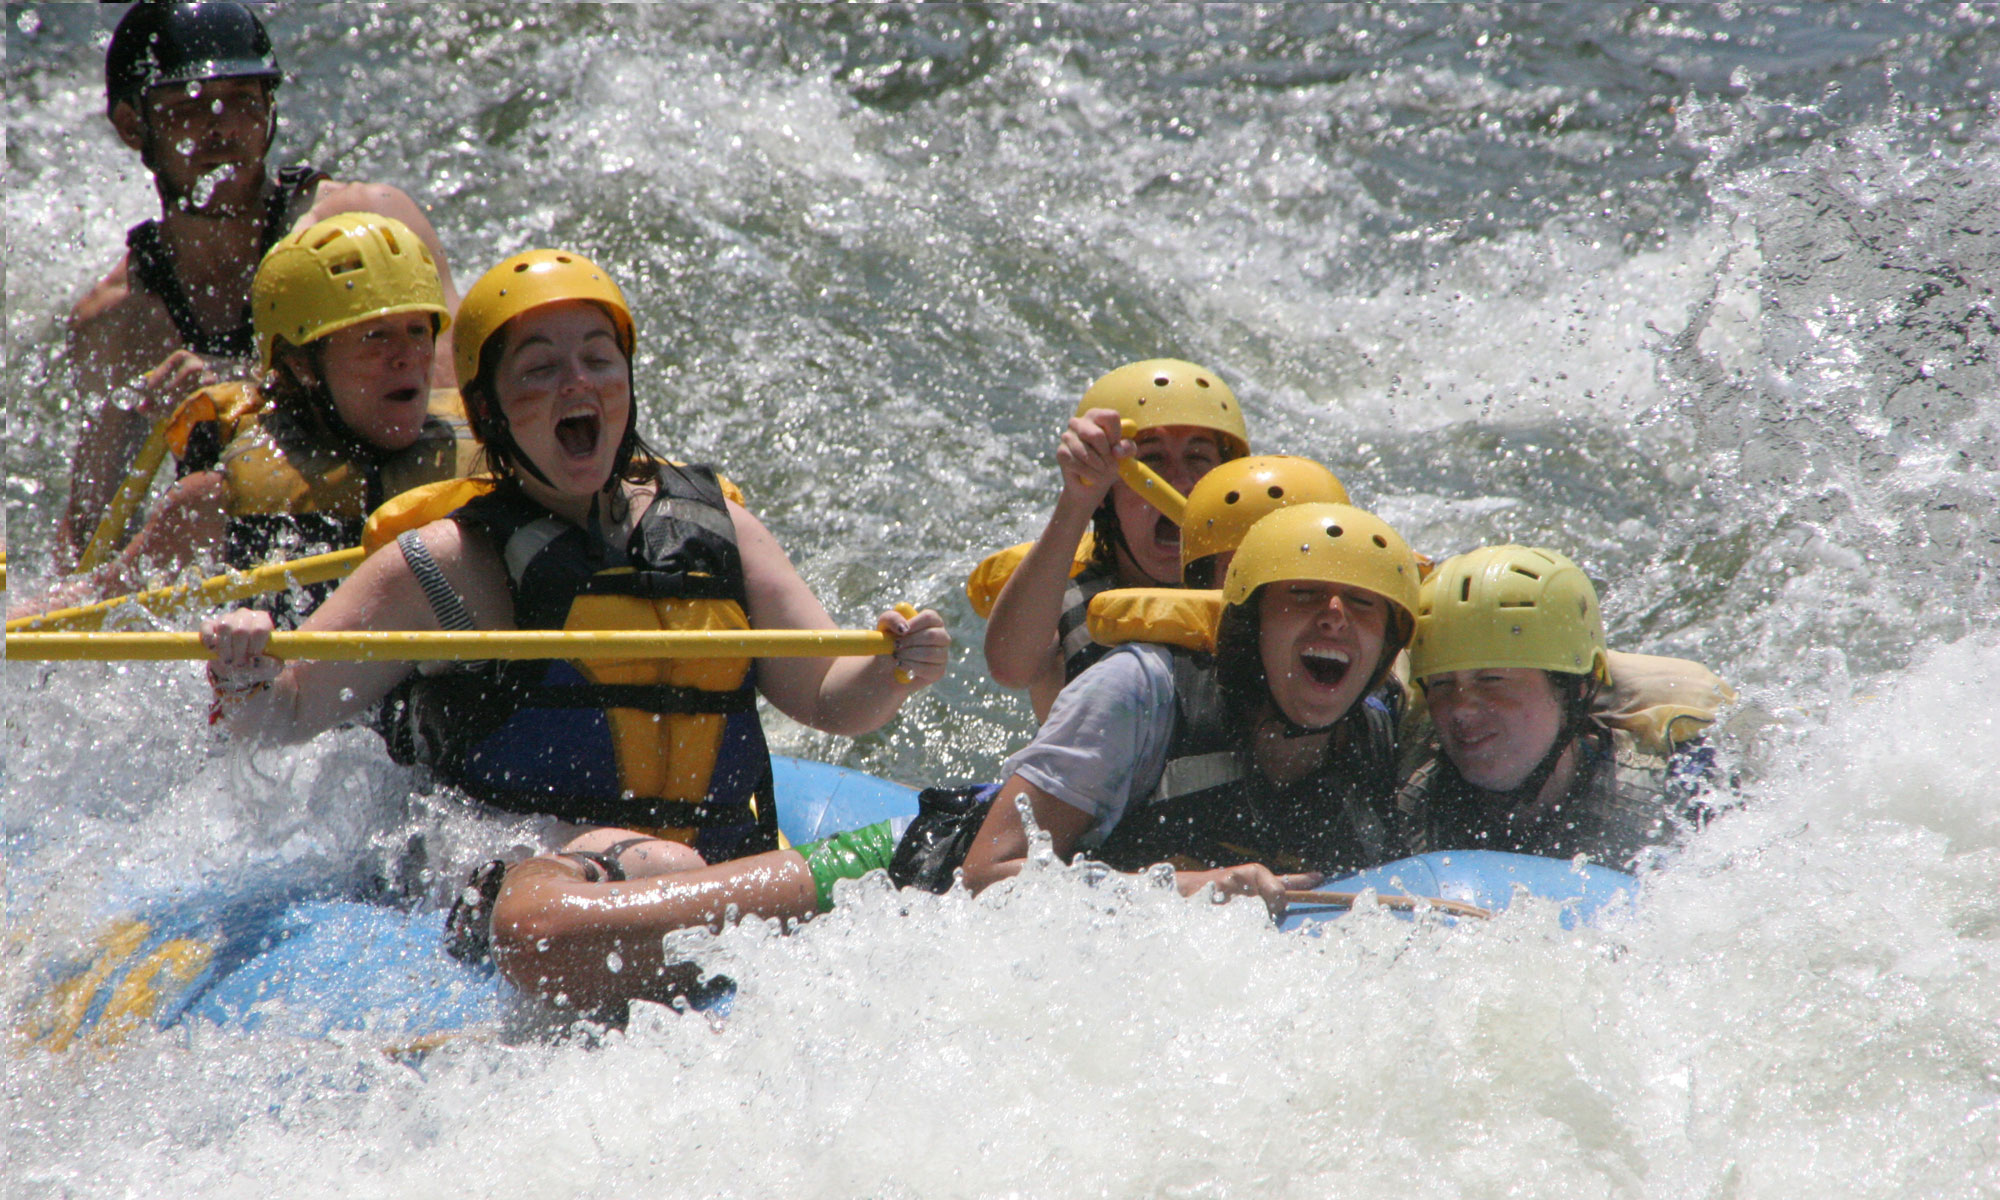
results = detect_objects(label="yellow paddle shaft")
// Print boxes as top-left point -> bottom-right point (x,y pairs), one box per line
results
7,549 -> 364,634
8,628 -> 900,663
75,418 -> 173,573
1116,419 -> 1187,525
1282,890 -> 1494,920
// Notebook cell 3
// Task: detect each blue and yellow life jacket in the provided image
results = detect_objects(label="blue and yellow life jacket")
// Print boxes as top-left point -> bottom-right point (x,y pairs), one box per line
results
382,464 -> 778,863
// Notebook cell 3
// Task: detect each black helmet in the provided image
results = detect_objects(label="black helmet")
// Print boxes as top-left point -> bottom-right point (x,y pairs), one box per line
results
105,2 -> 281,118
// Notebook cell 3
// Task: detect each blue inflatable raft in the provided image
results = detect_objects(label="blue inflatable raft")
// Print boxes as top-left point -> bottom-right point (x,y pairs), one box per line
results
18,757 -> 921,1053
20,763 -> 1637,1053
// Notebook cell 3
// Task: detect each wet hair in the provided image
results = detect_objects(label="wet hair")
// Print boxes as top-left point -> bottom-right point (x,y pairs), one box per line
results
266,337 -> 377,463
1182,554 -> 1221,590
459,300 -> 661,489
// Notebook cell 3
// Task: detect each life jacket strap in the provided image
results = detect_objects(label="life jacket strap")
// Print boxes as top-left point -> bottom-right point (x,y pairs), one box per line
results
398,531 -> 476,631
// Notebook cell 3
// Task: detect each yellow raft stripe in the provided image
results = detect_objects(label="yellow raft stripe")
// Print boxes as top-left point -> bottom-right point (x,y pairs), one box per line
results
90,938 -> 215,1050
20,919 -> 154,1054
9,627 -> 900,662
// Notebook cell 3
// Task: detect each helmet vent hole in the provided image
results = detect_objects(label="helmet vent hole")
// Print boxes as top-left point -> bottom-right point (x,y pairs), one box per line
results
1372,534 -> 1388,548
1195,377 -> 1211,388
380,227 -> 402,254
1154,376 -> 1170,387
1509,565 -> 1542,580
1267,486 -> 1283,499
1325,525 -> 1344,539
327,253 -> 364,277
1224,491 -> 1241,504
1460,578 -> 1472,602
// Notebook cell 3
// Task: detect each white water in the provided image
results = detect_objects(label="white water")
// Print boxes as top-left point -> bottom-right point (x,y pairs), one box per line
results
6,6 -> 1998,1196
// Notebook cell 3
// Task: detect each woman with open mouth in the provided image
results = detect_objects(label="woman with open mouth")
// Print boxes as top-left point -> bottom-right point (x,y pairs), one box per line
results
18,211 -> 473,623
201,246 -> 950,1018
961,502 -> 1421,914
969,358 -> 1251,723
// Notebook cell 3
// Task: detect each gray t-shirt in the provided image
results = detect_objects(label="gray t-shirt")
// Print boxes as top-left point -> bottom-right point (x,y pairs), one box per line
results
999,643 -> 1179,849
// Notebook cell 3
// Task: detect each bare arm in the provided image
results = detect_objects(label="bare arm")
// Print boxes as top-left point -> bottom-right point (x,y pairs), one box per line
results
306,181 -> 461,388
62,274 -> 218,560
18,470 -> 230,616
200,519 -> 511,741
732,501 -> 950,736
960,775 -> 1319,914
959,775 -> 1096,892
982,409 -> 1128,710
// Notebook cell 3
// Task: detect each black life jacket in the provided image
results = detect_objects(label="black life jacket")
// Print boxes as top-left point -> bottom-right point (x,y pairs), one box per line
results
126,162 -> 327,358
1092,648 -> 1402,876
1055,560 -> 1121,683
381,465 -> 779,863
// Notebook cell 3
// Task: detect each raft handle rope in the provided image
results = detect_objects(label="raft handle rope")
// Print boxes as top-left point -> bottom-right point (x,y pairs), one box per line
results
1282,890 -> 1494,920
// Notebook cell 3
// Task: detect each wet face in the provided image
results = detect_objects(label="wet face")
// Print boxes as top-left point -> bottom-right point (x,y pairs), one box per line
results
315,313 -> 437,452
1111,425 -> 1225,586
490,300 -> 632,503
1257,580 -> 1390,729
1422,667 -> 1566,793
123,78 -> 273,215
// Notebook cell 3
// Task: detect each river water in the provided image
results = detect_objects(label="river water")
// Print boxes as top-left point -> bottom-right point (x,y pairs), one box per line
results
5,4 -> 1998,1196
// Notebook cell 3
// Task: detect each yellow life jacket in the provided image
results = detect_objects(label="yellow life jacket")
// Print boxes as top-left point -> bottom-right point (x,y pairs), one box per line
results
166,384 -> 478,558
1592,650 -> 1738,754
360,467 -> 747,556
1086,587 -> 1223,653
968,533 -> 1126,682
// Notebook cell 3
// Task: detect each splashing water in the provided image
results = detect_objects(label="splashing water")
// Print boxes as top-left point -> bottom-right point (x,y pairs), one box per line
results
5,6 -> 1997,1197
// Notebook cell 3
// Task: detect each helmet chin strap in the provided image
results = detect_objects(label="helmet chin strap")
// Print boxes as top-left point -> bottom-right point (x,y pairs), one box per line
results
1471,679 -> 1597,807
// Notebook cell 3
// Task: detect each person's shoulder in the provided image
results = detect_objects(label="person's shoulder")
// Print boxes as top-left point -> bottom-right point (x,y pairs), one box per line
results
67,255 -> 179,381
1069,642 -> 1178,705
68,253 -> 148,329
303,178 -> 430,229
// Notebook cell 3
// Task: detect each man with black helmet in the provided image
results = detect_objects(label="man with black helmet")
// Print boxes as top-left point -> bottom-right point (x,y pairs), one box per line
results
61,0 -> 459,563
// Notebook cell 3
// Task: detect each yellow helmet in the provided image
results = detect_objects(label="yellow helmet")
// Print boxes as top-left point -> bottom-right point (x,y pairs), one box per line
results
253,212 -> 449,371
1180,455 -> 1350,570
1222,502 -> 1420,635
453,248 -> 635,391
1077,359 -> 1250,459
1408,545 -> 1609,682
